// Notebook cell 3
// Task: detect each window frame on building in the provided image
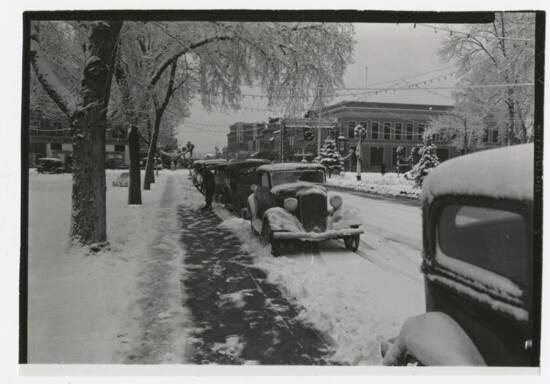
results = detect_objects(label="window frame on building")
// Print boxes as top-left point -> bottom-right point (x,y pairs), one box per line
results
383,122 -> 391,140
406,123 -> 414,140
348,121 -> 356,139
372,122 -> 379,140
394,122 -> 402,140
417,123 -> 424,141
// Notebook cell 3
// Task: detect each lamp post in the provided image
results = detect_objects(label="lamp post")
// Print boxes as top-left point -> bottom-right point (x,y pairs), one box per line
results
336,134 -> 346,154
354,125 -> 365,181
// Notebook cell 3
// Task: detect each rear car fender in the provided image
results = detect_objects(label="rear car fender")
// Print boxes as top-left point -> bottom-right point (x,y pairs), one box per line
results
247,194 -> 258,219
264,207 -> 304,233
383,312 -> 486,366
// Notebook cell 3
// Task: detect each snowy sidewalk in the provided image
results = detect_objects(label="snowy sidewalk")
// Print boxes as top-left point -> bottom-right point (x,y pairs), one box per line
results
177,206 -> 334,365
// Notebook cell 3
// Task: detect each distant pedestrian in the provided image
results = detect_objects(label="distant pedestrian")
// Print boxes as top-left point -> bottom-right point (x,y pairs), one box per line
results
186,141 -> 195,160
200,167 -> 215,210
381,163 -> 386,176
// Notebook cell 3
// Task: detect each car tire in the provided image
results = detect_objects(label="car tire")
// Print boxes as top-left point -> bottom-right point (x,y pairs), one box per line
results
344,235 -> 360,252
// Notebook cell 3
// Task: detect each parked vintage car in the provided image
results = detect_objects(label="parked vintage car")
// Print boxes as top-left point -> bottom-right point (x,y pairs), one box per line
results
36,157 -> 70,174
216,159 -> 270,216
247,163 -> 364,256
106,158 -> 129,170
383,144 -> 537,367
192,159 -> 227,193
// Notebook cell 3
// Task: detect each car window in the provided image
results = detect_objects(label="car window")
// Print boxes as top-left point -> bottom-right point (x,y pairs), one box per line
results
438,204 -> 528,288
270,170 -> 325,186
261,172 -> 269,187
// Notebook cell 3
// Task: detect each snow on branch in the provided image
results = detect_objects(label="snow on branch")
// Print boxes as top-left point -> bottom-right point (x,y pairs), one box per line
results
30,37 -> 77,117
149,35 -> 233,87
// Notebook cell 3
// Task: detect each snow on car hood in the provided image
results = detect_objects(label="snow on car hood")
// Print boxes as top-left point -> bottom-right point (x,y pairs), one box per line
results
270,182 -> 327,196
258,162 -> 326,172
422,144 -> 534,203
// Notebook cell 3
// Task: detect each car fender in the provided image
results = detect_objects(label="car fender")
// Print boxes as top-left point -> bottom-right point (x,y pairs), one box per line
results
263,207 -> 304,233
383,312 -> 486,366
328,206 -> 362,228
248,194 -> 258,219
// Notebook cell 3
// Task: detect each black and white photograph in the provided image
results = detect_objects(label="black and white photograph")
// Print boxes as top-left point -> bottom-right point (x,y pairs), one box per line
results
1,1 -> 547,382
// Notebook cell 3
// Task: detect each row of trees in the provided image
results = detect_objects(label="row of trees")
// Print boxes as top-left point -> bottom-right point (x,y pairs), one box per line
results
425,12 -> 535,154
29,20 -> 355,247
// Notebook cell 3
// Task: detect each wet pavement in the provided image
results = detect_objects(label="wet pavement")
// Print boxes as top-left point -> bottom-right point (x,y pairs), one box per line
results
178,207 -> 335,365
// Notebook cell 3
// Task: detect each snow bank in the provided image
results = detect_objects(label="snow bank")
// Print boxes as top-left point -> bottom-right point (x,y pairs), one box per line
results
214,204 -> 424,365
326,172 -> 420,199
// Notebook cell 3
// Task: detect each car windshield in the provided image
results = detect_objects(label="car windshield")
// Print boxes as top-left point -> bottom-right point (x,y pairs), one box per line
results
438,204 -> 529,289
270,170 -> 324,186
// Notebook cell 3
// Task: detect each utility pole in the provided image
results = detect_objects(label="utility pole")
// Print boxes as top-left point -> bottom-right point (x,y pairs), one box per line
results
365,66 -> 368,102
317,85 -> 323,150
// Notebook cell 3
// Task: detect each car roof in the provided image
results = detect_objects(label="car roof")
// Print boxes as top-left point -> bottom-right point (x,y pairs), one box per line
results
422,144 -> 533,203
258,162 -> 326,172
223,159 -> 270,169
38,157 -> 63,162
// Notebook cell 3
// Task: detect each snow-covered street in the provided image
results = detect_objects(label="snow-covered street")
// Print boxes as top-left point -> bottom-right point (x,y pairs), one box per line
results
27,169 -> 425,366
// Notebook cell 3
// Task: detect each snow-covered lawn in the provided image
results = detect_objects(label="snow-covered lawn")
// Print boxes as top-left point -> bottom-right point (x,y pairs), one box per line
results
27,169 -> 193,364
326,171 -> 420,199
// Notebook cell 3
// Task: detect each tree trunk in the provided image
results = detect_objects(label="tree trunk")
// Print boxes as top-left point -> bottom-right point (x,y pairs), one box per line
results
506,89 -> 515,146
143,113 -> 161,190
69,21 -> 123,246
128,125 -> 142,204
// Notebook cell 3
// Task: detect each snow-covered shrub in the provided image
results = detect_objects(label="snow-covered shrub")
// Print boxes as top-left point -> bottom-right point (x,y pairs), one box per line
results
409,141 -> 440,188
313,139 -> 344,176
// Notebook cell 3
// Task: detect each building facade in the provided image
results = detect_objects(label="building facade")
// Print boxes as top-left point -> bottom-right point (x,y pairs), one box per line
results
226,101 -> 501,171
319,101 -> 457,171
28,112 -> 145,167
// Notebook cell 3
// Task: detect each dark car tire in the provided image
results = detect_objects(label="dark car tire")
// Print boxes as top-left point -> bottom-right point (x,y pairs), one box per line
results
344,235 -> 360,252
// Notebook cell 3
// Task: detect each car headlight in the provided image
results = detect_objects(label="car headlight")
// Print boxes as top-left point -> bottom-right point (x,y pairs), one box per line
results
284,197 -> 298,213
329,195 -> 343,209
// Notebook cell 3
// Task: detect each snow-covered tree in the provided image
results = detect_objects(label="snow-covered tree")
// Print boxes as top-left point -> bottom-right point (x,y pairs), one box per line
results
425,97 -> 486,154
30,20 -> 123,247
313,139 -> 343,177
409,137 -> 440,188
114,21 -> 354,189
437,12 -> 535,144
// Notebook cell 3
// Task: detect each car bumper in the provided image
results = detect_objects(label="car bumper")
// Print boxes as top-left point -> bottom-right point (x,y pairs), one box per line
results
272,227 -> 364,242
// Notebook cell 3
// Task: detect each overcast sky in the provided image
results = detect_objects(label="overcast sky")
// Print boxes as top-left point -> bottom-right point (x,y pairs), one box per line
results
178,22 -> 459,157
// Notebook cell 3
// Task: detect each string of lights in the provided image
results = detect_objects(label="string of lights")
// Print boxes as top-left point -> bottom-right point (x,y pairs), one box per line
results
415,23 -> 535,43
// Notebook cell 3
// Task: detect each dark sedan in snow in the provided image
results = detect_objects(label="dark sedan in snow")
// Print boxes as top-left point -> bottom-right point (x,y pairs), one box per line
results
383,144 -> 537,367
247,162 -> 363,256
215,159 -> 270,216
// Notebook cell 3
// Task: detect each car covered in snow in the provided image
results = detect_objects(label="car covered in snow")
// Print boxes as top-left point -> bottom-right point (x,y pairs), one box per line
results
215,159 -> 270,216
247,162 -> 364,256
383,144 -> 537,366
